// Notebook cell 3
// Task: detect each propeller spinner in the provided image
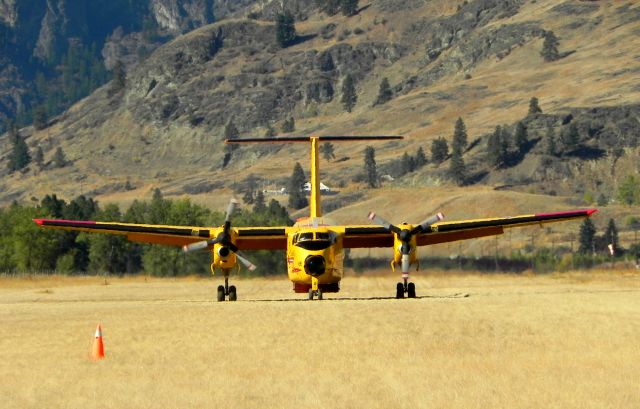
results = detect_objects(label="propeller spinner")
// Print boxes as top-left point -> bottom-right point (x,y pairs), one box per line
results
183,199 -> 256,271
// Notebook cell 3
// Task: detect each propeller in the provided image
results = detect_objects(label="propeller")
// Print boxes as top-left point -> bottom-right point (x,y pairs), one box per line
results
367,211 -> 445,274
183,199 -> 256,272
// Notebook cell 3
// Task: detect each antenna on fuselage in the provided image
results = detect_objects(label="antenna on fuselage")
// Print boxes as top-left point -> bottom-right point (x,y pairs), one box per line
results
225,135 -> 403,218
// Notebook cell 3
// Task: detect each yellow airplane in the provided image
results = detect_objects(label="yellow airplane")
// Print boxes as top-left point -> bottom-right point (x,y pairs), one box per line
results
34,136 -> 596,301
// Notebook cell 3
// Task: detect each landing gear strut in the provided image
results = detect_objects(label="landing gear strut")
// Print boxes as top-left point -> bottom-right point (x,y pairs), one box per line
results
217,274 -> 238,302
395,278 -> 416,299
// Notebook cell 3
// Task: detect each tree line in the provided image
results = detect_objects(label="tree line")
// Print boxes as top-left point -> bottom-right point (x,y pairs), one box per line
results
0,190 -> 292,276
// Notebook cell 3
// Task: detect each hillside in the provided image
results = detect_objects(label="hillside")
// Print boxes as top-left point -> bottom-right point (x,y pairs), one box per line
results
1,0 -> 640,251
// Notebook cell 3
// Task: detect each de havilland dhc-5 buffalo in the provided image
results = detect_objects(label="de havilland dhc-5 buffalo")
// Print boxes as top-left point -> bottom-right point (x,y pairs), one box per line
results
34,136 -> 596,300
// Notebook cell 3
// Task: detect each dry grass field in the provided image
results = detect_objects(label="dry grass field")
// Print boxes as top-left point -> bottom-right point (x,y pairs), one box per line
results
1,271 -> 639,409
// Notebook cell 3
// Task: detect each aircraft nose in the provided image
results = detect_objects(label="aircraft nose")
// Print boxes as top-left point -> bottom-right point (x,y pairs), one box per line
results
304,255 -> 326,277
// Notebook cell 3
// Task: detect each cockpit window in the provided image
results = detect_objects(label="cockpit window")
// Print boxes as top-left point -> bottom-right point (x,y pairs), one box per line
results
296,240 -> 332,251
293,231 -> 333,250
316,232 -> 330,241
298,233 -> 313,241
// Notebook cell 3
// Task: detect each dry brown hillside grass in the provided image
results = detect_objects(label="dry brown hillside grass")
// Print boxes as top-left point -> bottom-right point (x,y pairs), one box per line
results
1,272 -> 639,408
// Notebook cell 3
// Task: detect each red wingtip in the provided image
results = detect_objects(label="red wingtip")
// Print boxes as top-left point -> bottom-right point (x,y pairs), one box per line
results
33,218 -> 45,225
586,209 -> 598,216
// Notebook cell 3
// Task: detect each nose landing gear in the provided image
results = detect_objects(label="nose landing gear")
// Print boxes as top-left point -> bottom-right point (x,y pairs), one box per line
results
395,279 -> 416,299
217,273 -> 238,302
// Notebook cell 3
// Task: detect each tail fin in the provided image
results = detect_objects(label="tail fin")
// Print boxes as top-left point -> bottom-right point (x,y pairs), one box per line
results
226,135 -> 403,218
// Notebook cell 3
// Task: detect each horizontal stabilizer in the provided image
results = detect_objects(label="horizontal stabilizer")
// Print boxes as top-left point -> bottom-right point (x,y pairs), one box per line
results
225,136 -> 403,144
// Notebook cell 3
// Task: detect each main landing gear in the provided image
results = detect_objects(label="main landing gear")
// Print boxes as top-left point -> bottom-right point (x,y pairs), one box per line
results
308,288 -> 323,300
396,280 -> 416,299
217,275 -> 237,302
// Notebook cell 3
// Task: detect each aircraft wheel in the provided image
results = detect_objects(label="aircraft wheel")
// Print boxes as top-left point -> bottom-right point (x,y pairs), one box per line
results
217,285 -> 225,302
317,289 -> 323,300
228,285 -> 237,301
396,282 -> 404,299
407,282 -> 416,298
308,289 -> 314,300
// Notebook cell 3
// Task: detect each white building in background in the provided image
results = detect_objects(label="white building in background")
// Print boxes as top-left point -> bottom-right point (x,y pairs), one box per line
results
303,182 -> 331,192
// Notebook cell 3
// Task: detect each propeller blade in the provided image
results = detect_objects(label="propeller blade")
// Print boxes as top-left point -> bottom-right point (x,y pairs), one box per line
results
401,254 -> 410,274
367,212 -> 400,233
225,198 -> 239,224
182,239 -> 217,253
235,252 -> 257,272
412,212 -> 445,234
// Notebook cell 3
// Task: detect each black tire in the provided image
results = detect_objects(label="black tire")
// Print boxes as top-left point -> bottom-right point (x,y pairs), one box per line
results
217,285 -> 225,302
228,285 -> 237,301
308,289 -> 314,300
396,282 -> 404,299
407,282 -> 416,298
317,289 -> 323,300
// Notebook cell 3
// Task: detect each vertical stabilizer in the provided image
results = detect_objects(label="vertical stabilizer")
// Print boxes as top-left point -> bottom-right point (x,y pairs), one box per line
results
310,137 -> 321,218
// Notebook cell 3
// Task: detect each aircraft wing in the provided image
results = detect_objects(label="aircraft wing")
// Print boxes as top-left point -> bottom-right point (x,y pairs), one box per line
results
33,219 -> 290,249
340,209 -> 596,248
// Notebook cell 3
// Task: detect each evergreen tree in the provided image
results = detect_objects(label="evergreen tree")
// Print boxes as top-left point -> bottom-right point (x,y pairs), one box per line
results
288,162 -> 308,209
242,190 -> 254,205
321,142 -> 336,161
514,121 -> 528,154
528,97 -> 542,115
34,147 -> 44,168
431,137 -> 449,164
374,77 -> 392,106
110,59 -> 126,95
415,146 -> 428,168
32,105 -> 48,130
452,117 -> 468,153
487,126 -> 507,168
264,123 -> 276,137
222,120 -> 239,168
578,218 -> 596,254
363,146 -> 378,188
7,131 -> 31,173
562,123 -> 580,151
604,218 -> 619,253
276,11 -> 297,48
341,74 -> 357,113
253,190 -> 267,213
541,31 -> 560,62
400,152 -> 415,175
448,148 -> 466,186
545,125 -> 557,156
282,117 -> 295,133
53,147 -> 66,168
340,0 -> 359,16
316,0 -> 341,15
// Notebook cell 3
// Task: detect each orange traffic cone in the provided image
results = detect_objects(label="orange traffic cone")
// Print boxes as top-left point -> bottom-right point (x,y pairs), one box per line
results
91,324 -> 105,360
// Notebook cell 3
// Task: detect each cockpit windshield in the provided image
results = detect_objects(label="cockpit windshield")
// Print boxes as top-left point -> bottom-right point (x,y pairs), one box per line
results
293,232 -> 333,251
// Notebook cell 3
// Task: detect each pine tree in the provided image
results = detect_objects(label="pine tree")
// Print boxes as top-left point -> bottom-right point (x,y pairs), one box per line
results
32,105 -> 48,130
363,146 -> 378,188
340,0 -> 358,16
514,121 -> 528,154
528,97 -> 542,115
53,147 -> 66,168
242,190 -> 254,205
264,123 -> 276,137
604,218 -> 619,253
431,137 -> 449,164
578,218 -> 596,254
282,117 -> 295,133
487,125 -> 507,168
34,146 -> 44,168
374,77 -> 392,106
321,142 -> 335,161
253,190 -> 267,213
7,132 -> 31,172
400,152 -> 415,175
562,123 -> 580,151
616,175 -> 640,205
541,31 -> 560,62
545,125 -> 557,156
452,117 -> 468,153
222,120 -> 239,168
316,0 -> 341,15
110,59 -> 126,95
341,74 -> 357,113
415,147 -> 428,168
448,148 -> 466,186
288,162 -> 308,209
276,10 -> 297,48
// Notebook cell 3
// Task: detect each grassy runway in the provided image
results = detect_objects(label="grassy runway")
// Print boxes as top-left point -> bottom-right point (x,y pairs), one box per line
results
1,272 -> 639,408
